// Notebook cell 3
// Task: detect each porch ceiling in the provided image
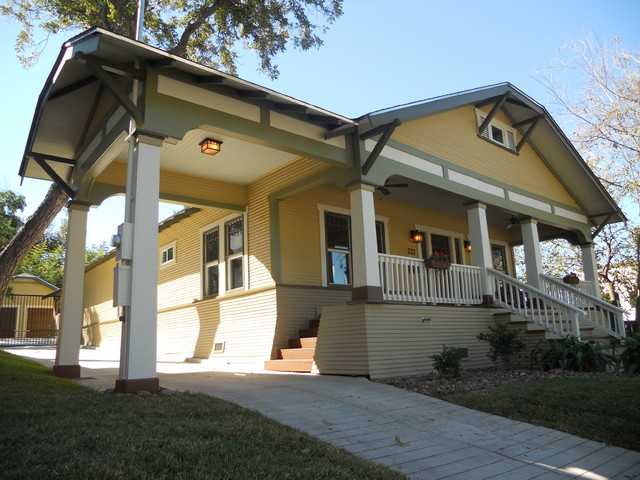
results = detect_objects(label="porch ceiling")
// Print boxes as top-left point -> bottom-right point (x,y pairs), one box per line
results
106,128 -> 300,185
380,176 -> 575,244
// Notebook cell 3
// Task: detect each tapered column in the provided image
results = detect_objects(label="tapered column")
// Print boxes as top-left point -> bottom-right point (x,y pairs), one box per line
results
115,132 -> 163,394
521,218 -> 543,289
466,202 -> 493,303
349,183 -> 382,301
580,242 -> 601,298
54,202 -> 90,378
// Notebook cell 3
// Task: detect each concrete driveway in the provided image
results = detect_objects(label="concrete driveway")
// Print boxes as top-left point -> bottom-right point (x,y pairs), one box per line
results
8,347 -> 640,480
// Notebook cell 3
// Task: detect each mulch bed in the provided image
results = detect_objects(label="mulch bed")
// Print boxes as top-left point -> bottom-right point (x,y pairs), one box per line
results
374,367 -> 621,397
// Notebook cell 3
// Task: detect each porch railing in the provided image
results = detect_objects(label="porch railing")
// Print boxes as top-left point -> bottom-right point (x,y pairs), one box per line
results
378,254 -> 483,305
540,274 -> 626,339
488,268 -> 583,338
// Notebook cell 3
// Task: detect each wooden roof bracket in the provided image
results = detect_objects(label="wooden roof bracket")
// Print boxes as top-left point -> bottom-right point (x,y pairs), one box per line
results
515,115 -> 543,153
31,153 -> 74,198
360,119 -> 401,176
476,93 -> 509,136
75,53 -> 145,125
591,212 -> 615,238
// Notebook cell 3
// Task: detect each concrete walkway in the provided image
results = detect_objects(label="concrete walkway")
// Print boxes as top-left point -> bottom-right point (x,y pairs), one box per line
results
9,347 -> 640,480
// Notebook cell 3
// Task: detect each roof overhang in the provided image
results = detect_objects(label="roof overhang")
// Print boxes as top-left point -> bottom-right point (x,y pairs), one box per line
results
358,83 -> 626,228
19,28 -> 355,192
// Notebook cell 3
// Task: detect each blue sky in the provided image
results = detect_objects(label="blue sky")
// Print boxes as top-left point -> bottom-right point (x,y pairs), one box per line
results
1,0 -> 639,246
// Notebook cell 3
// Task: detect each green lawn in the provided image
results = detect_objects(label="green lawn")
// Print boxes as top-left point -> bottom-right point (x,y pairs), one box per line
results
437,376 -> 640,451
0,351 -> 406,479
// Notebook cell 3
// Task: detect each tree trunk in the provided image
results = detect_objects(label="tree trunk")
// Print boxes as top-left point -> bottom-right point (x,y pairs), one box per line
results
0,183 -> 69,304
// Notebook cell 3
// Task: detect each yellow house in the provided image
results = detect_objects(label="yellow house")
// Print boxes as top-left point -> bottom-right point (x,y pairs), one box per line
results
1,274 -> 59,344
19,29 -> 626,392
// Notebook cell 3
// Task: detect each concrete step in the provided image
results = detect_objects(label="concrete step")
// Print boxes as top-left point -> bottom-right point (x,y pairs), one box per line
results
264,359 -> 313,373
280,347 -> 315,360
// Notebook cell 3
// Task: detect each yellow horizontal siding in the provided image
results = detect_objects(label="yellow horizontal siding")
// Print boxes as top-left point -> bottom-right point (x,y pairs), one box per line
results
393,106 -> 579,208
280,184 -> 349,285
247,157 -> 330,289
8,279 -> 57,296
315,303 -> 503,378
272,286 -> 351,357
314,303 -> 370,375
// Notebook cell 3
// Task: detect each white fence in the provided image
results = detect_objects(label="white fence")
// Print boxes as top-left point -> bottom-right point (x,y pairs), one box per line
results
378,254 -> 483,305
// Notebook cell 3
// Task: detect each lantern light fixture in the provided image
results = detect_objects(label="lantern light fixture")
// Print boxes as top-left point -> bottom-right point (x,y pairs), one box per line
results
464,241 -> 472,253
199,138 -> 223,155
410,230 -> 424,243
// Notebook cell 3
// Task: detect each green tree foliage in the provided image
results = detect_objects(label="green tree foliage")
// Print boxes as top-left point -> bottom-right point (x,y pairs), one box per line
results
1,0 -> 344,78
0,190 -> 26,249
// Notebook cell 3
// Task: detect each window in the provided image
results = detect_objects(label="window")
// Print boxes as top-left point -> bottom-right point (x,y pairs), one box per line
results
325,212 -> 351,285
201,214 -> 246,298
415,225 -> 465,264
476,109 -> 517,151
160,242 -> 176,268
492,244 -> 508,274
225,217 -> 244,290
318,205 -> 388,287
203,227 -> 220,296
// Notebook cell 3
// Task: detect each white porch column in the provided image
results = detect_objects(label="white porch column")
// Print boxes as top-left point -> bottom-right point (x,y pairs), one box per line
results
466,202 -> 493,303
580,242 -> 601,298
349,183 -> 382,301
521,218 -> 543,290
54,202 -> 90,378
115,131 -> 163,394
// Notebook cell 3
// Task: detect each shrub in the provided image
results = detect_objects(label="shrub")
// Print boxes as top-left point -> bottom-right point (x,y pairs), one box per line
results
477,322 -> 526,367
616,333 -> 640,375
430,345 -> 468,379
530,336 -> 612,373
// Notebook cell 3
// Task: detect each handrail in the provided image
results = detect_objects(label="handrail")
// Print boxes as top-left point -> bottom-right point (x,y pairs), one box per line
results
378,254 -> 482,305
488,268 -> 584,338
540,274 -> 626,339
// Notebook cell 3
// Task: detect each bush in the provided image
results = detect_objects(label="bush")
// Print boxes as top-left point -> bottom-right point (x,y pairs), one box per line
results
616,333 -> 640,375
530,336 -> 612,372
430,345 -> 468,379
477,322 -> 526,367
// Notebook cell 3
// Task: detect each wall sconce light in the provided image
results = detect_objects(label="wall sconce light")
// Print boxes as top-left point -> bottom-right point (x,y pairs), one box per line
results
464,241 -> 472,253
199,138 -> 223,155
410,230 -> 424,243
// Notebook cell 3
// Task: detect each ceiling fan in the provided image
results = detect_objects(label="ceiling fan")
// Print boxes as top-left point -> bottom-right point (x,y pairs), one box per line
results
376,180 -> 409,196
505,215 -> 520,229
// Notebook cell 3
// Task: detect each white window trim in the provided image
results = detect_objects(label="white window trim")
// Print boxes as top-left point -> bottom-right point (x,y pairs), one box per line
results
317,203 -> 389,287
415,224 -> 466,264
200,212 -> 248,299
475,108 -> 518,151
159,241 -> 177,269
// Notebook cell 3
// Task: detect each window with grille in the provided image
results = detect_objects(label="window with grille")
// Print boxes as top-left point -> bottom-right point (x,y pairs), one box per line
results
203,227 -> 219,296
476,109 -> 517,151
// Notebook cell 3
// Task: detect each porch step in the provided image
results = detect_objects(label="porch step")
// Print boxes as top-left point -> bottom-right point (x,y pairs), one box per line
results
299,327 -> 318,338
280,347 -> 315,360
265,317 -> 320,373
289,337 -> 317,349
264,359 -> 313,372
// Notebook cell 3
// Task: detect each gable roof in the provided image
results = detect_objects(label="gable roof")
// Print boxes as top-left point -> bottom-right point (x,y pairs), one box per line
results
358,83 -> 626,227
12,273 -> 59,291
19,29 -> 625,230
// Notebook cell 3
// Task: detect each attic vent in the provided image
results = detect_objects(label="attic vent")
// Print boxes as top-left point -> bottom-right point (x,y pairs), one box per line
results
213,341 -> 226,353
475,109 -> 518,152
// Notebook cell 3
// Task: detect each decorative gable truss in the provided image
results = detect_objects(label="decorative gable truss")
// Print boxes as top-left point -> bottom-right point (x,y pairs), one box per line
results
475,108 -> 518,151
